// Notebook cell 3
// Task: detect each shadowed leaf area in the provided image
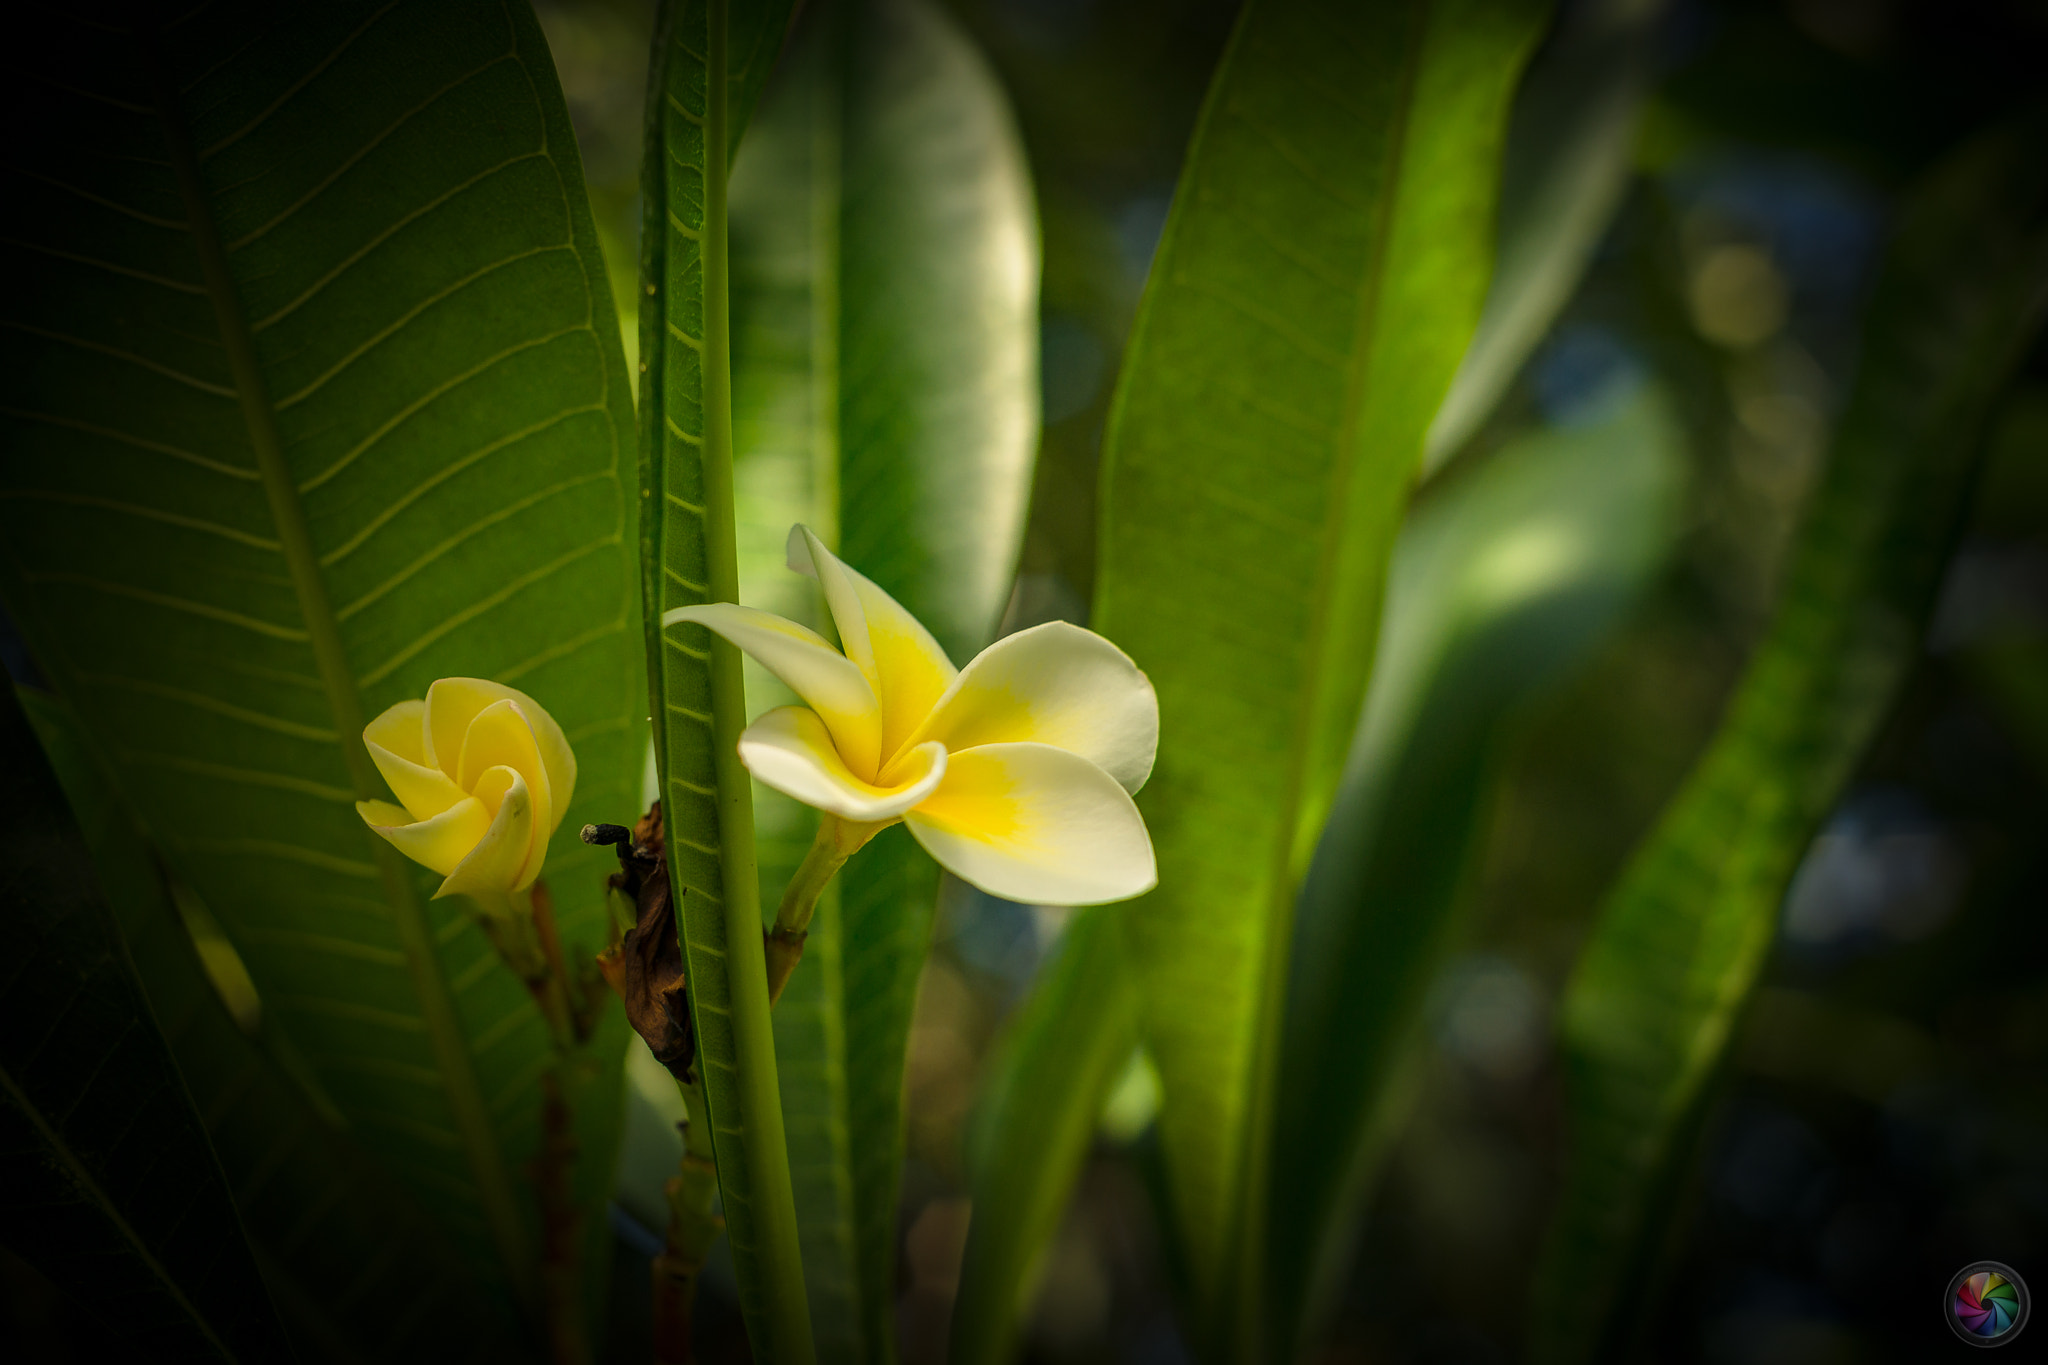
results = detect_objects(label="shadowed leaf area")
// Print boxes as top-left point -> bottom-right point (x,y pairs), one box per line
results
0,0 -> 642,1319
0,682 -> 291,1364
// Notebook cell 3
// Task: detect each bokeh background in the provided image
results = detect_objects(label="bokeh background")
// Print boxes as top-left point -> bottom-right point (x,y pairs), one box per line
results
533,0 -> 2048,1361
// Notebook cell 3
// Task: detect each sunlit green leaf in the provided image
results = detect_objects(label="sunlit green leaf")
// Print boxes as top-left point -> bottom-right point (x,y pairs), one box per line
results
0,682 -> 292,1365
1530,119 -> 2048,1364
1423,0 -> 1664,471
1271,383 -> 1685,1354
0,0 -> 640,1313
722,0 -> 1038,1355
18,684 -> 516,1363
1091,0 -> 1549,1340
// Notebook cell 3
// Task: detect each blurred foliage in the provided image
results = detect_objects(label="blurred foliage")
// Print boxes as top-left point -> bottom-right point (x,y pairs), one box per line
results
1534,114 -> 2048,1365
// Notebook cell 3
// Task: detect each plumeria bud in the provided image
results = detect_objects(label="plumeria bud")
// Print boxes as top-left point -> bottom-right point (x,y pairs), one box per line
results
356,678 -> 577,904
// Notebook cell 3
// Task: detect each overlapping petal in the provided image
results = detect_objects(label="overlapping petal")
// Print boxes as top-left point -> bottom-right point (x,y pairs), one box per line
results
421,677 -> 576,827
357,796 -> 493,879
788,525 -> 957,762
458,699 -> 553,876
902,621 -> 1159,793
664,601 -> 884,779
437,766 -> 539,897
903,742 -> 1157,905
363,700 -> 467,820
739,706 -> 948,822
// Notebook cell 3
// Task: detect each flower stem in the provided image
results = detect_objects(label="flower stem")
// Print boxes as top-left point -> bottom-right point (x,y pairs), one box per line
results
765,814 -> 889,1005
536,1065 -> 588,1365
652,1072 -> 724,1364
469,878 -> 599,1363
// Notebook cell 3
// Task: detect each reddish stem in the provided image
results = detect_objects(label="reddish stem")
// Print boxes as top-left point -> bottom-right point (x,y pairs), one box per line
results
536,1068 -> 589,1365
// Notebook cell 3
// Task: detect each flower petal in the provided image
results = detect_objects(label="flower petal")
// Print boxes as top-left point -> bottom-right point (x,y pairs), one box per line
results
457,699 -> 553,839
737,706 -> 947,822
902,741 -> 1156,905
901,621 -> 1158,793
357,796 -> 492,878
663,601 -> 883,778
456,701 -> 557,879
364,700 -> 467,820
788,525 -> 957,764
422,677 -> 577,823
438,766 -> 539,897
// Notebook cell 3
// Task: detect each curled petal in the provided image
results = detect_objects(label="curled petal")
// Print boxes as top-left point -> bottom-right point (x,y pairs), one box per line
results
738,706 -> 946,822
438,766 -> 538,898
364,700 -> 466,820
457,699 -> 553,855
664,601 -> 883,778
904,621 -> 1158,793
903,742 -> 1156,905
788,525 -> 957,762
422,677 -> 576,824
357,796 -> 492,879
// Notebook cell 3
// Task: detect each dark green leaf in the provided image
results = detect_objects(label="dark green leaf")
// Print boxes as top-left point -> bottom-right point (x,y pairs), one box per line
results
1271,384 -> 1684,1353
1091,0 -> 1549,1338
19,685 -> 517,1364
0,683 -> 291,1364
1530,119 -> 2048,1364
722,1 -> 1038,1355
0,0 -> 641,1307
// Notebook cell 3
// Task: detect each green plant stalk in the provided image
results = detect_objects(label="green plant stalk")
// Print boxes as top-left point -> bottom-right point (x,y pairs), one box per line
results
476,878 -> 603,1364
655,1073 -> 728,1363
699,3 -> 817,1357
764,814 -> 886,1005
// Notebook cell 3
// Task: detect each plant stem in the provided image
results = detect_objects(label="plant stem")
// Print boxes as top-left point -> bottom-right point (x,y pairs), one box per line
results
652,1073 -> 724,1365
764,814 -> 887,1005
699,2 -> 816,1357
536,1066 -> 589,1365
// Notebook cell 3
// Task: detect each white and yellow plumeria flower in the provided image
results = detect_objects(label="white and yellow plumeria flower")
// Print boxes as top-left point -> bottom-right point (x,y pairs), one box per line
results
665,526 -> 1158,905
355,678 -> 577,903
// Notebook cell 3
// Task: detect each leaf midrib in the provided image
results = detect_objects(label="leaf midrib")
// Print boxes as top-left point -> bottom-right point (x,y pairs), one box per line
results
1225,0 -> 1431,1348
139,19 -> 530,1291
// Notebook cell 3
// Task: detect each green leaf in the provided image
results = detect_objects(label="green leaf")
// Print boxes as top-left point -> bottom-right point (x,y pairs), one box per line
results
19,684 -> 518,1363
949,907 -> 1141,1365
1530,120 -> 2048,1365
1090,0 -> 1548,1342
0,682 -> 292,1364
638,1 -> 813,1358
1270,383 -> 1685,1354
0,0 -> 641,1313
1421,0 -> 1664,472
722,1 -> 1039,1356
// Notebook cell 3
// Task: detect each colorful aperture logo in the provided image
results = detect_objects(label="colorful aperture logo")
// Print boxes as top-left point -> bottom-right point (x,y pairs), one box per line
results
1948,1261 -> 2028,1347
